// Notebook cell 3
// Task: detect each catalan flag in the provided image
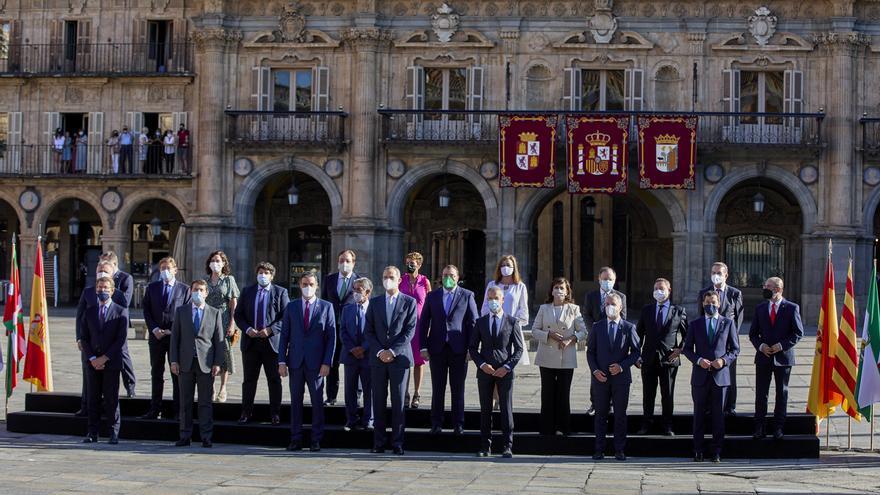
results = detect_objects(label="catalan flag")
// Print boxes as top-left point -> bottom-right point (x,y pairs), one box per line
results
21,238 -> 52,392
856,261 -> 880,419
3,234 -> 25,398
807,241 -> 843,419
832,257 -> 861,420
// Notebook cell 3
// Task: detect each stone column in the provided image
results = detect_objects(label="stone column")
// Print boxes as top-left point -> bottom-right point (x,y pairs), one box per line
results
100,232 -> 129,271
18,232 -> 38,307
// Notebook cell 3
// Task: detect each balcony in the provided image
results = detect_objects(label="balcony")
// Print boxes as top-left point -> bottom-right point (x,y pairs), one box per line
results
0,145 -> 192,178
860,117 -> 880,158
225,111 -> 348,150
0,43 -> 194,76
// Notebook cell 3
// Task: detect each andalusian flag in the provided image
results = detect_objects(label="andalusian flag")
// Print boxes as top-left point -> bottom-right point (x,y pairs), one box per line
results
832,257 -> 861,420
22,238 -> 52,391
807,241 -> 843,419
3,234 -> 25,398
856,261 -> 880,419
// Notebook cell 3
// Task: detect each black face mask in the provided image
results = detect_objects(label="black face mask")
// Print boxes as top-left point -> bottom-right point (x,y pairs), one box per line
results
405,263 -> 417,273
703,304 -> 718,316
762,288 -> 774,300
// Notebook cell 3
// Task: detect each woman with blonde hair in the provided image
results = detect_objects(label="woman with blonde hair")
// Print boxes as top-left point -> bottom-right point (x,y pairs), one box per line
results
399,251 -> 430,408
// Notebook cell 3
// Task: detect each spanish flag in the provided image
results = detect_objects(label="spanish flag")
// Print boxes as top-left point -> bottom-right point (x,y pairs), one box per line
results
832,257 -> 861,420
807,240 -> 842,420
22,238 -> 52,391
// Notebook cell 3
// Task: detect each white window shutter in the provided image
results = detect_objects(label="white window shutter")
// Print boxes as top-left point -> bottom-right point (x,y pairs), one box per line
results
8,112 -> 22,173
88,112 -> 104,174
405,65 -> 425,110
563,67 -> 583,111
172,111 -> 188,131
467,66 -> 484,111
312,66 -> 330,111
625,68 -> 643,111
260,67 -> 271,111
784,69 -> 803,114
43,112 -> 60,173
251,66 -> 260,110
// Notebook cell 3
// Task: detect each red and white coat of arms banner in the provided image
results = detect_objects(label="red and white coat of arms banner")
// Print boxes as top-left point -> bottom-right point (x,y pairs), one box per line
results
637,115 -> 697,190
566,115 -> 629,194
499,114 -> 558,188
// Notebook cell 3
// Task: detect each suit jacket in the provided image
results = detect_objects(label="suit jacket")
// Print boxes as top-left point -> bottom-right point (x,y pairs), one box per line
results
364,292 -> 417,368
749,299 -> 804,367
278,298 -> 336,370
79,302 -> 128,371
682,316 -> 740,387
587,319 -> 641,385
340,302 -> 370,365
469,312 -> 524,370
321,271 -> 360,317
142,279 -> 191,333
170,304 -> 225,373
75,288 -> 128,341
419,287 -> 479,355
582,289 -> 628,327
234,283 -> 290,353
698,284 -> 744,330
636,302 -> 688,367
531,303 -> 588,369
112,270 -> 134,308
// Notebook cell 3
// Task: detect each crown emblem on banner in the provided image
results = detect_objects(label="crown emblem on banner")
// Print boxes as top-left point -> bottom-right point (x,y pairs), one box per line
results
586,131 -> 611,146
655,134 -> 680,145
519,132 -> 538,142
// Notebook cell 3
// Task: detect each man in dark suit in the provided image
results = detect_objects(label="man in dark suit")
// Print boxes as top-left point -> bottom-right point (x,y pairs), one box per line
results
340,277 -> 374,431
419,264 -> 479,435
582,266 -> 627,416
321,249 -> 359,406
698,261 -> 744,416
683,291 -> 740,463
364,266 -> 417,455
233,261 -> 289,425
587,293 -> 640,461
749,277 -> 804,440
170,280 -> 224,448
79,276 -> 128,444
75,261 -> 130,417
469,287 -> 523,458
100,251 -> 137,397
278,271 -> 336,452
140,256 -> 191,419
635,278 -> 688,435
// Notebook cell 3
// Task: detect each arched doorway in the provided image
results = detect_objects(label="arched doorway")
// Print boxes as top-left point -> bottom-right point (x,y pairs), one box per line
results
44,199 -> 103,304
254,171 -> 331,298
0,198 -> 21,282
403,175 -> 488,302
127,199 -> 185,286
715,178 -> 803,309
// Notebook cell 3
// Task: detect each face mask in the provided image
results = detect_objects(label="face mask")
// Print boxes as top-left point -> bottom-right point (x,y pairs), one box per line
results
443,276 -> 456,290
704,304 -> 718,316
301,286 -> 316,298
500,266 -> 514,277
160,269 -> 174,281
653,290 -> 668,303
97,291 -> 111,302
191,291 -> 205,305
96,271 -> 110,280
599,280 -> 614,292
405,263 -> 417,273
338,262 -> 353,274
711,274 -> 725,286
383,278 -> 398,291
353,292 -> 366,304
209,262 -> 223,274
552,288 -> 566,299
605,305 -> 619,318
762,288 -> 774,300
487,299 -> 502,314
257,274 -> 271,287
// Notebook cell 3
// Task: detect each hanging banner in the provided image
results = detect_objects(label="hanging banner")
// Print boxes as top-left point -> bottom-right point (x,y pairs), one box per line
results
499,114 -> 557,188
638,115 -> 697,189
566,115 -> 628,194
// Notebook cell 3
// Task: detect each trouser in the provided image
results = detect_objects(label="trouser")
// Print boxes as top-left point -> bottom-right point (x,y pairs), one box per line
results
111,153 -> 119,174
539,367 -> 573,435
754,362 -> 792,429
371,365 -> 409,449
641,360 -> 678,427
148,335 -> 179,414
725,361 -> 738,412
163,153 -> 175,173
240,339 -> 282,416
428,346 -> 468,429
693,382 -> 727,455
178,357 -> 215,441
593,378 -> 630,454
119,145 -> 133,173
81,345 -> 136,411
326,333 -> 343,402
86,365 -> 121,437
289,367 -> 325,443
344,359 -> 372,427
477,368 -> 514,452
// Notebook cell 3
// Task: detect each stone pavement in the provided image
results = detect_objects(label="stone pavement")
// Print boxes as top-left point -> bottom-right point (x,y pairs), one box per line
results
1,308 -> 878,451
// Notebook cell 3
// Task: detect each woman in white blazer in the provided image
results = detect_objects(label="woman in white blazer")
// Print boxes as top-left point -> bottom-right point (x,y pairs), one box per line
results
531,277 -> 587,436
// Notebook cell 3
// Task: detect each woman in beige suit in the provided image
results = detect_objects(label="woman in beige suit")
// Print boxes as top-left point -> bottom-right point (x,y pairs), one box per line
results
532,277 -> 587,436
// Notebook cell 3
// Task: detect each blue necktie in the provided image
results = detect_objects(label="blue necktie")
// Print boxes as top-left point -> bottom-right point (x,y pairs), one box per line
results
357,305 -> 365,337
608,321 -> 616,342
163,284 -> 171,307
256,289 -> 266,330
708,318 -> 716,341
193,308 -> 202,332
444,291 -> 453,315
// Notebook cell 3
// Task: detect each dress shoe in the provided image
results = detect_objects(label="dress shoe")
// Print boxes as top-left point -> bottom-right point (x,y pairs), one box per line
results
126,389 -> 136,398
175,438 -> 191,447
586,406 -> 595,416
773,428 -> 784,440
82,435 -> 97,443
393,446 -> 404,455
711,454 -> 722,463
202,440 -> 213,448
663,427 -> 675,437
725,409 -> 737,417
502,449 -> 513,458
429,426 -> 442,435
370,447 -> 385,454
453,425 -> 465,435
108,434 -> 119,445
477,451 -> 489,457
693,453 -> 704,462
139,410 -> 160,420
310,442 -> 321,452
343,424 -> 353,432
286,442 -> 301,451
592,452 -> 604,460
753,425 -> 766,440
324,399 -> 337,406
365,422 -> 374,431
238,414 -> 252,424
636,424 -> 650,435
271,414 -> 281,426
615,452 -> 627,461
74,409 -> 88,417
410,394 -> 421,409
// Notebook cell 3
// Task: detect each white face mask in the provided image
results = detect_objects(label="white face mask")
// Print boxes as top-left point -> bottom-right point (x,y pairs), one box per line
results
552,288 -> 566,299
257,274 -> 271,287
209,261 -> 223,274
487,299 -> 502,314
338,262 -> 353,274
653,290 -> 668,303
500,266 -> 514,277
96,271 -> 110,280
191,291 -> 205,306
301,286 -> 316,298
605,305 -> 620,318
353,292 -> 366,304
383,278 -> 398,292
599,279 -> 614,292
160,269 -> 174,282
711,274 -> 725,286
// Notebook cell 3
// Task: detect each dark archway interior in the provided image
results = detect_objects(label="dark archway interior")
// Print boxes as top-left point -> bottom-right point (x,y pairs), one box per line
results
0,199 -> 20,282
128,199 -> 184,282
45,199 -> 102,304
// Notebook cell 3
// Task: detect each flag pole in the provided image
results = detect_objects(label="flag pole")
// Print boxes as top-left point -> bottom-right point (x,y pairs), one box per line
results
847,416 -> 852,450
871,405 -> 875,451
825,417 -> 830,448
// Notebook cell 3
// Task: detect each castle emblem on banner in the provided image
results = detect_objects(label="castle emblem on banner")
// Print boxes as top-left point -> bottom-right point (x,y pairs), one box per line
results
576,131 -> 619,177
516,132 -> 540,170
654,134 -> 679,172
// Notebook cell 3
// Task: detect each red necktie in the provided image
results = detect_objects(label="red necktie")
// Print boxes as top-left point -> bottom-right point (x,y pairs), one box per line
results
770,302 -> 777,325
304,300 -> 311,329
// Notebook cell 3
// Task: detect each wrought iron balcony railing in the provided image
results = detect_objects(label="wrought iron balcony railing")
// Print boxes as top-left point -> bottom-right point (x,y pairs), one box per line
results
0,42 -> 194,76
860,117 -> 880,157
0,144 -> 192,177
225,110 -> 348,148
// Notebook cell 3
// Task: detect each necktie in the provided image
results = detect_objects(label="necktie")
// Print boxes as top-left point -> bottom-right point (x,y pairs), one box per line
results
386,297 -> 394,328
491,315 -> 498,339
339,277 -> 349,301
99,304 -> 106,328
193,308 -> 202,332
608,321 -> 616,342
357,305 -> 364,336
163,283 -> 171,307
770,302 -> 777,325
708,318 -> 716,342
256,289 -> 266,330
656,305 -> 665,329
304,300 -> 311,329
444,291 -> 453,315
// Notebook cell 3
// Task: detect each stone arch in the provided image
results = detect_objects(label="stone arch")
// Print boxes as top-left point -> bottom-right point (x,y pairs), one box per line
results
234,157 -> 343,228
116,190 -> 189,231
652,62 -> 683,111
34,189 -> 108,234
862,185 -> 880,233
704,164 -> 817,234
0,188 -> 26,228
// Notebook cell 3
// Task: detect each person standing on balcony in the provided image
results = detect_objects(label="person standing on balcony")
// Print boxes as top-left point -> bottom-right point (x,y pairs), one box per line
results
177,124 -> 190,174
147,130 -> 162,174
61,130 -> 73,173
138,127 -> 149,174
118,126 -> 134,174
106,130 -> 120,174
74,129 -> 88,173
52,128 -> 65,171
162,130 -> 176,174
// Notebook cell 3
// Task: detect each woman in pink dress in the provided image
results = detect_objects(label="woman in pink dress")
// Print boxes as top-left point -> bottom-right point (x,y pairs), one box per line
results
399,251 -> 430,409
